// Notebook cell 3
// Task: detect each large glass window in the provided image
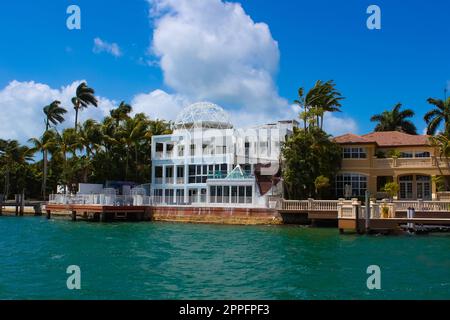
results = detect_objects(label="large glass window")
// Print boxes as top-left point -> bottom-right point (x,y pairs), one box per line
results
400,152 -> 413,158
415,151 -> 431,158
210,186 -> 216,203
239,186 -> 245,203
165,189 -> 174,204
342,147 -> 367,159
399,175 -> 413,199
189,164 -> 227,184
336,173 -> 368,197
246,186 -> 252,204
178,145 -> 184,157
231,186 -> 238,203
165,166 -> 174,184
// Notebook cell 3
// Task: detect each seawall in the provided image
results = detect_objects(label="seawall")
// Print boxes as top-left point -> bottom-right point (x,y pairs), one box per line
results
151,206 -> 283,225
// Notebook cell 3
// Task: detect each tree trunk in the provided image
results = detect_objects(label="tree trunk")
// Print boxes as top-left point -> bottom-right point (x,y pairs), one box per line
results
125,149 -> 130,181
4,170 -> 10,200
42,149 -> 48,200
74,104 -> 79,132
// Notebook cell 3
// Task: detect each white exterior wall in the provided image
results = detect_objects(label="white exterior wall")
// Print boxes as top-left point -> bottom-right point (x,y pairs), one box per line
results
150,120 -> 297,207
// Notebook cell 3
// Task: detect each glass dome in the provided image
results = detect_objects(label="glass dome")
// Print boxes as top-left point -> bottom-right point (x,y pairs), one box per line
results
175,102 -> 233,130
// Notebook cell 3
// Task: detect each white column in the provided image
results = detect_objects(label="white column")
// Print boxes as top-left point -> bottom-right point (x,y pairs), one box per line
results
161,165 -> 165,185
184,164 -> 189,203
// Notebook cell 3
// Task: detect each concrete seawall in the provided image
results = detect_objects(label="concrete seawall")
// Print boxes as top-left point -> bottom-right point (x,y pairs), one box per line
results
151,206 -> 283,225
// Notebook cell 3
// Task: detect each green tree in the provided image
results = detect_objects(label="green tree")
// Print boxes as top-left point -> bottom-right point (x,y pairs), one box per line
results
29,130 -> 58,198
430,134 -> 450,190
383,182 -> 400,200
314,175 -> 331,199
110,101 -> 132,126
0,140 -> 33,198
294,80 -> 344,131
424,97 -> 450,135
72,82 -> 98,132
370,103 -> 417,134
282,127 -> 341,199
40,101 -> 67,199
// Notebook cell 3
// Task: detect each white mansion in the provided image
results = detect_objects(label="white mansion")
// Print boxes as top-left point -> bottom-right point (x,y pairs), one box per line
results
150,102 -> 298,207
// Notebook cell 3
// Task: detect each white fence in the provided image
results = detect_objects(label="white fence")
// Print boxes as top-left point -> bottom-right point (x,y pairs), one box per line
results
391,200 -> 450,212
280,199 -> 339,212
49,194 -> 152,206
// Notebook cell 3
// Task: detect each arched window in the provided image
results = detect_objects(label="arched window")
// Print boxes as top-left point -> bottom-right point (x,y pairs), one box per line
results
336,173 -> 368,198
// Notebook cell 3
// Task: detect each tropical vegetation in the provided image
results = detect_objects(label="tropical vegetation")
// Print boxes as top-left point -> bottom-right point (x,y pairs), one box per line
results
370,103 -> 417,135
0,83 -> 172,200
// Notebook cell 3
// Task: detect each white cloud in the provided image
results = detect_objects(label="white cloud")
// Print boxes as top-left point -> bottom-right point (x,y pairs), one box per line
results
288,103 -> 358,136
93,37 -> 122,57
1,0 -> 358,143
131,89 -> 190,121
148,0 -> 287,120
0,80 -> 114,142
146,0 -> 357,132
323,113 -> 358,137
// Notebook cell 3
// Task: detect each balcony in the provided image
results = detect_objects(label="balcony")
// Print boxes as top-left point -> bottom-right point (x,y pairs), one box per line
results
373,157 -> 435,169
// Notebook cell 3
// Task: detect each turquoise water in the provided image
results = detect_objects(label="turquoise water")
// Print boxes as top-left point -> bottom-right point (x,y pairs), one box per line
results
1,217 -> 450,300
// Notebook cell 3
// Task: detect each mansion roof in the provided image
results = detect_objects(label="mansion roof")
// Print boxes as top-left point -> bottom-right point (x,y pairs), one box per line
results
334,131 -> 430,147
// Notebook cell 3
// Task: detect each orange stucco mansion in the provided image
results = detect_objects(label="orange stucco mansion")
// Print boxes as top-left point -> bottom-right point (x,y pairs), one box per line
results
334,131 -> 450,200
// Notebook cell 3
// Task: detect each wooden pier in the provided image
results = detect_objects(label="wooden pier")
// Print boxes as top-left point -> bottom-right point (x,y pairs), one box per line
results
45,204 -> 152,222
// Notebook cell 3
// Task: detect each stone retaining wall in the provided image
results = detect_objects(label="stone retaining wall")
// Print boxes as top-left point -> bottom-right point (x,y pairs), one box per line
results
151,206 -> 282,225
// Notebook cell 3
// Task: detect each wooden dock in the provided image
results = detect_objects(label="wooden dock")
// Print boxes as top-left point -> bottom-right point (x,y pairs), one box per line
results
45,204 -> 152,222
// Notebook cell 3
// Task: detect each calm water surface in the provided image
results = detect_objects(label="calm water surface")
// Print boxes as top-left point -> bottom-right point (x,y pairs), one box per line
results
1,217 -> 450,300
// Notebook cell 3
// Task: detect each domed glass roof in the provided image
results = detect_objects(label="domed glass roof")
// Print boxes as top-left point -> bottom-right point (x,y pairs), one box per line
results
175,102 -> 233,130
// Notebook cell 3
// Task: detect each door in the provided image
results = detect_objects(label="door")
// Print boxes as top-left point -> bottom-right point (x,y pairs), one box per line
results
399,176 -> 414,199
416,175 -> 431,200
188,189 -> 198,204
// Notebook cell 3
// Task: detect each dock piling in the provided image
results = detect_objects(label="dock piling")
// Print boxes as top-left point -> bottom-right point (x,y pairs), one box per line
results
365,191 -> 370,234
19,190 -> 25,216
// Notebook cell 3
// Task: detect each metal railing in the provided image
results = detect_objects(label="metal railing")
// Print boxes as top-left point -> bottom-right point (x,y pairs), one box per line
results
48,194 -> 152,206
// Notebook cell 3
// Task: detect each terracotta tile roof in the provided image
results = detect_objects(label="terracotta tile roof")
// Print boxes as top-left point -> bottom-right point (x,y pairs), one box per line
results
335,131 -> 430,147
333,133 -> 373,144
362,131 -> 430,147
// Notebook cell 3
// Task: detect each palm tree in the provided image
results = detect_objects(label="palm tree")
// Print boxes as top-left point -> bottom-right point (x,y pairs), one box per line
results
316,80 -> 344,129
0,140 -> 33,198
29,130 -> 58,198
294,83 -> 322,130
44,100 -> 67,132
54,128 -> 80,193
430,134 -> 450,190
110,101 -> 132,126
294,80 -> 344,130
78,120 -> 103,182
424,97 -> 450,135
72,82 -> 98,132
119,115 -> 146,180
41,101 -> 67,199
370,103 -> 417,135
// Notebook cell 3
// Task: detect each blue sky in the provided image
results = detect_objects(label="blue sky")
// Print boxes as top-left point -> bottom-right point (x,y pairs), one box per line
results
0,0 -> 449,141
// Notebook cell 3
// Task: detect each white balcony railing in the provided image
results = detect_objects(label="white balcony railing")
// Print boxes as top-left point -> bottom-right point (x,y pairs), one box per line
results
373,157 -> 434,169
